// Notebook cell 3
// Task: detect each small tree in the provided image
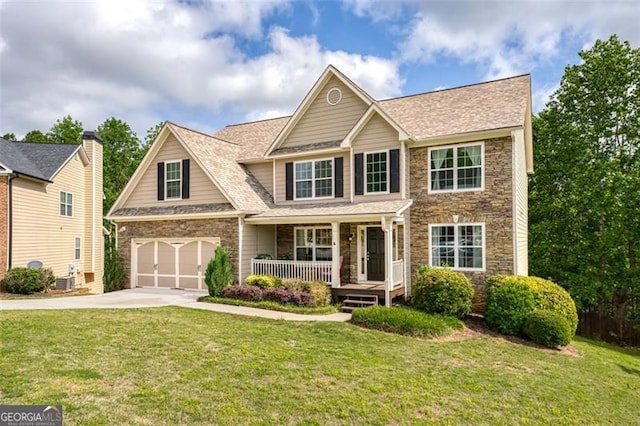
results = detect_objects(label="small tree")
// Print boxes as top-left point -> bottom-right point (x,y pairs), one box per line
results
205,246 -> 234,296
103,236 -> 125,293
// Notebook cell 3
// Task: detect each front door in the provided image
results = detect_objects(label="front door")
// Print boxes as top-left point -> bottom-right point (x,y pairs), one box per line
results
366,227 -> 385,281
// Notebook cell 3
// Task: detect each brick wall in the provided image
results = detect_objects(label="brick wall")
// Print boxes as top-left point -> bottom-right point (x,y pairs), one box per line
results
409,137 -> 515,309
0,176 -> 7,280
117,217 -> 239,287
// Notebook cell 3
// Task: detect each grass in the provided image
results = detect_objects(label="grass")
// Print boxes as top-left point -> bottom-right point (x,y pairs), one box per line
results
351,306 -> 463,337
1,308 -> 639,425
199,296 -> 338,314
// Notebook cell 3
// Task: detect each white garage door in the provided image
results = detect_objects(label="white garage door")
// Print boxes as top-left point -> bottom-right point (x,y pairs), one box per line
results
132,238 -> 219,289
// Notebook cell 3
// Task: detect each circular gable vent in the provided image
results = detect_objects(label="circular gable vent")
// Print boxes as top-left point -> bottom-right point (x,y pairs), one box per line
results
326,87 -> 342,105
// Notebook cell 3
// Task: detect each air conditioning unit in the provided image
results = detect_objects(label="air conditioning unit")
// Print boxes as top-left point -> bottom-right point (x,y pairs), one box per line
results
55,276 -> 75,290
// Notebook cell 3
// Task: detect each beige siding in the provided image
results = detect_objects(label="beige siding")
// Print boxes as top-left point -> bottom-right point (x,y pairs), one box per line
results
123,134 -> 228,208
514,131 -> 529,275
282,75 -> 369,148
12,154 -> 88,286
246,161 -> 273,197
274,152 -> 350,204
240,224 -> 275,281
352,113 -> 400,153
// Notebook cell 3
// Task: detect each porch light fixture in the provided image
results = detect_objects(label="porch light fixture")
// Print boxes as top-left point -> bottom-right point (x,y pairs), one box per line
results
348,233 -> 355,241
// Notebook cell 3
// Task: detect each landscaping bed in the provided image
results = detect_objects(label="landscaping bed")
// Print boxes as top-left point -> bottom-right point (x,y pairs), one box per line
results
199,296 -> 338,315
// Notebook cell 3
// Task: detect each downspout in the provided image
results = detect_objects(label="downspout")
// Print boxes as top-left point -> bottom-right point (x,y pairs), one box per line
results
7,174 -> 15,269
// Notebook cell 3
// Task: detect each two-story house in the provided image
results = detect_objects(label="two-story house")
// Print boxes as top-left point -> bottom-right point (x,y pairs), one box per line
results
0,132 -> 104,293
107,66 -> 532,308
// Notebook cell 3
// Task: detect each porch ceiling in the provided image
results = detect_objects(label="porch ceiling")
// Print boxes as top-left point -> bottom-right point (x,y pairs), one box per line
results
245,199 -> 412,224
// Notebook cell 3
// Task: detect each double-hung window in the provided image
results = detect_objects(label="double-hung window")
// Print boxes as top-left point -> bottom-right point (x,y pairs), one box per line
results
430,143 -> 483,191
365,151 -> 388,194
165,161 -> 182,200
60,191 -> 73,217
294,227 -> 332,261
430,224 -> 484,270
74,237 -> 81,261
295,159 -> 333,199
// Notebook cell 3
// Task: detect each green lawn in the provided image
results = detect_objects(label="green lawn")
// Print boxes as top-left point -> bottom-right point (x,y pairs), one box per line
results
1,308 -> 638,425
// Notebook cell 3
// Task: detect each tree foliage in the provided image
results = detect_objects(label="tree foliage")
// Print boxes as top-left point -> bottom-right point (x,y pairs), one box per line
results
530,35 -> 640,319
22,130 -> 49,143
2,132 -> 17,140
48,115 -> 83,144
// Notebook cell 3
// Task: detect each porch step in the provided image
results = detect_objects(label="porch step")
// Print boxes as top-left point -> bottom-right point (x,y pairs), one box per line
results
340,294 -> 379,313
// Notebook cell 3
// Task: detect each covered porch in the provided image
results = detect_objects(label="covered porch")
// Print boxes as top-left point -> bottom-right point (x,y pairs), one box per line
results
241,200 -> 412,307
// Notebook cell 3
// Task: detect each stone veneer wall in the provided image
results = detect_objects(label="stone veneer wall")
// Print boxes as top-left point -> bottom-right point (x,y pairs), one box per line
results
0,176 -> 7,280
117,217 -> 239,287
409,137 -> 515,309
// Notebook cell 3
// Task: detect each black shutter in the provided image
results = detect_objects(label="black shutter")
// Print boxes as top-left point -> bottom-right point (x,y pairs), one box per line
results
285,162 -> 294,200
334,157 -> 343,198
157,162 -> 165,201
354,153 -> 364,195
182,159 -> 190,199
390,149 -> 400,193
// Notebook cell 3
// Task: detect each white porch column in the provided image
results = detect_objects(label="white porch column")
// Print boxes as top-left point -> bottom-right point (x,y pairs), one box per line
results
382,216 -> 394,307
331,222 -> 340,288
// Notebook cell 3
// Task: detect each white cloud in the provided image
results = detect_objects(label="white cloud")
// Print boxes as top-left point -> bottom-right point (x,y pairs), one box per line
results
0,0 -> 402,138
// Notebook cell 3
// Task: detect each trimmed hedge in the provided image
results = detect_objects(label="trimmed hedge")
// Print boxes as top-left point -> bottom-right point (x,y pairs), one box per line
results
411,266 -> 474,318
351,306 -> 464,338
2,267 -> 55,294
485,275 -> 578,337
221,285 -> 316,307
244,274 -> 282,289
523,309 -> 572,348
244,276 -> 331,307
221,285 -> 263,301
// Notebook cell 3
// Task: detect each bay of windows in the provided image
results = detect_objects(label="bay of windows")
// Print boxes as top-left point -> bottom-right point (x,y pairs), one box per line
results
295,159 -> 333,199
430,224 -> 484,270
430,144 -> 482,191
295,227 -> 332,261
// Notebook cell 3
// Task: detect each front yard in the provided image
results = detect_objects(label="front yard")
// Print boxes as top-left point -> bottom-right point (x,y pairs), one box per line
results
1,307 -> 638,424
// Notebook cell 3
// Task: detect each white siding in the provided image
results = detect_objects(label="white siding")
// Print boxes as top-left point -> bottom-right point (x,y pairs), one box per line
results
123,134 -> 229,208
274,152 -> 350,204
282,75 -> 368,148
514,130 -> 528,275
246,161 -> 274,197
241,224 -> 276,281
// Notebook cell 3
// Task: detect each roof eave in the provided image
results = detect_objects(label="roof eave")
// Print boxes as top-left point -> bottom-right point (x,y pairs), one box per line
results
409,127 -> 522,147
107,211 -> 242,222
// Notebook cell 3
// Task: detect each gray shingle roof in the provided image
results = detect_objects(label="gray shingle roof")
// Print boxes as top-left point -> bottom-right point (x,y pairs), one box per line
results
269,140 -> 342,156
111,203 -> 235,218
0,138 -> 80,181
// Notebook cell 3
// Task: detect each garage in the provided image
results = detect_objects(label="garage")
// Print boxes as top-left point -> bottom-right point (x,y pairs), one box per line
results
131,238 -> 219,290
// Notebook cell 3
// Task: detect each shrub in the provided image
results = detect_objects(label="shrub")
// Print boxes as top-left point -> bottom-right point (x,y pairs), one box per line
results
485,275 -> 578,337
523,310 -> 572,348
204,246 -> 234,297
103,242 -> 125,293
262,287 -> 293,304
244,274 -> 281,289
304,280 -> 331,306
280,278 -> 305,292
351,306 -> 464,338
2,267 -> 55,294
411,266 -> 474,318
221,285 -> 263,301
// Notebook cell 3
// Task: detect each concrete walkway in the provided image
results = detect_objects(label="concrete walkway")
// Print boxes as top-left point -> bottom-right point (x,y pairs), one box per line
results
0,287 -> 352,322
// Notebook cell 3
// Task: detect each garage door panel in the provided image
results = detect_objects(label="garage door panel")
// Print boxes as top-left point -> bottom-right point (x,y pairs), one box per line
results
137,275 -> 154,287
180,242 -> 199,275
201,241 -> 216,266
181,277 -> 199,289
157,242 -> 176,274
137,243 -> 155,274
157,276 -> 175,287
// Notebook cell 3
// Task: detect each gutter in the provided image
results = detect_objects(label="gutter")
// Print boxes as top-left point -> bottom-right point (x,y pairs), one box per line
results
7,174 -> 15,269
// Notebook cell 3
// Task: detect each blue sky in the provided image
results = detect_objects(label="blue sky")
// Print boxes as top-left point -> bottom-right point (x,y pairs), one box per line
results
1,0 -> 638,139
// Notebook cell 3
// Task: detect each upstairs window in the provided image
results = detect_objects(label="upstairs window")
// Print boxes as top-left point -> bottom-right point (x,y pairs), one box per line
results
430,143 -> 483,192
165,161 -> 182,200
60,191 -> 73,217
294,159 -> 333,199
365,151 -> 388,194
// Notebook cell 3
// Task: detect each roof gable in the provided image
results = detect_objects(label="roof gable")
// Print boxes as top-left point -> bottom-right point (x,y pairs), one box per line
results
0,138 -> 83,181
265,65 -> 374,156
341,103 -> 409,148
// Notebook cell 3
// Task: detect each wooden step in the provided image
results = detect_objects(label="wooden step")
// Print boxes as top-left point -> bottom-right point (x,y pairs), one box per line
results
344,294 -> 378,303
343,299 -> 377,306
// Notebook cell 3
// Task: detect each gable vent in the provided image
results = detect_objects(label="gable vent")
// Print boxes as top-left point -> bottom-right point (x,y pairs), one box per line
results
326,87 -> 342,105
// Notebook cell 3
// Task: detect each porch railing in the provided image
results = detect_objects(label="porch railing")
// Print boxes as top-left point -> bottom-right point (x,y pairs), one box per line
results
392,259 -> 404,288
251,259 -> 334,284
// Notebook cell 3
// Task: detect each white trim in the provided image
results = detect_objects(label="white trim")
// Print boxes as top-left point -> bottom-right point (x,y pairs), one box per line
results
409,127 -> 519,147
265,147 -> 346,160
427,141 -> 485,194
49,145 -> 89,180
163,159 -> 182,201
272,159 -> 277,201
428,223 -> 486,272
363,150 -> 390,195
91,142 -> 96,272
293,157 -> 334,201
400,140 -> 406,200
238,216 -> 244,284
511,132 -> 518,275
108,211 -> 240,222
326,87 -> 342,105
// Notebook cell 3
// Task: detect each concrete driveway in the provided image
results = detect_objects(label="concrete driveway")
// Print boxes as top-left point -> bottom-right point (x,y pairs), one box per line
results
0,287 -> 351,322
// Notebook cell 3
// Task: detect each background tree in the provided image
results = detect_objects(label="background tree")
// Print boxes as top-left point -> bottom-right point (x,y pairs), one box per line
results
2,132 -> 17,140
144,121 -> 165,150
530,35 -> 640,320
22,130 -> 49,143
48,115 -> 83,144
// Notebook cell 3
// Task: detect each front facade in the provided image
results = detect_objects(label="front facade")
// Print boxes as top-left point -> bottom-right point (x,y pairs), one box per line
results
108,66 -> 532,308
0,133 -> 104,293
